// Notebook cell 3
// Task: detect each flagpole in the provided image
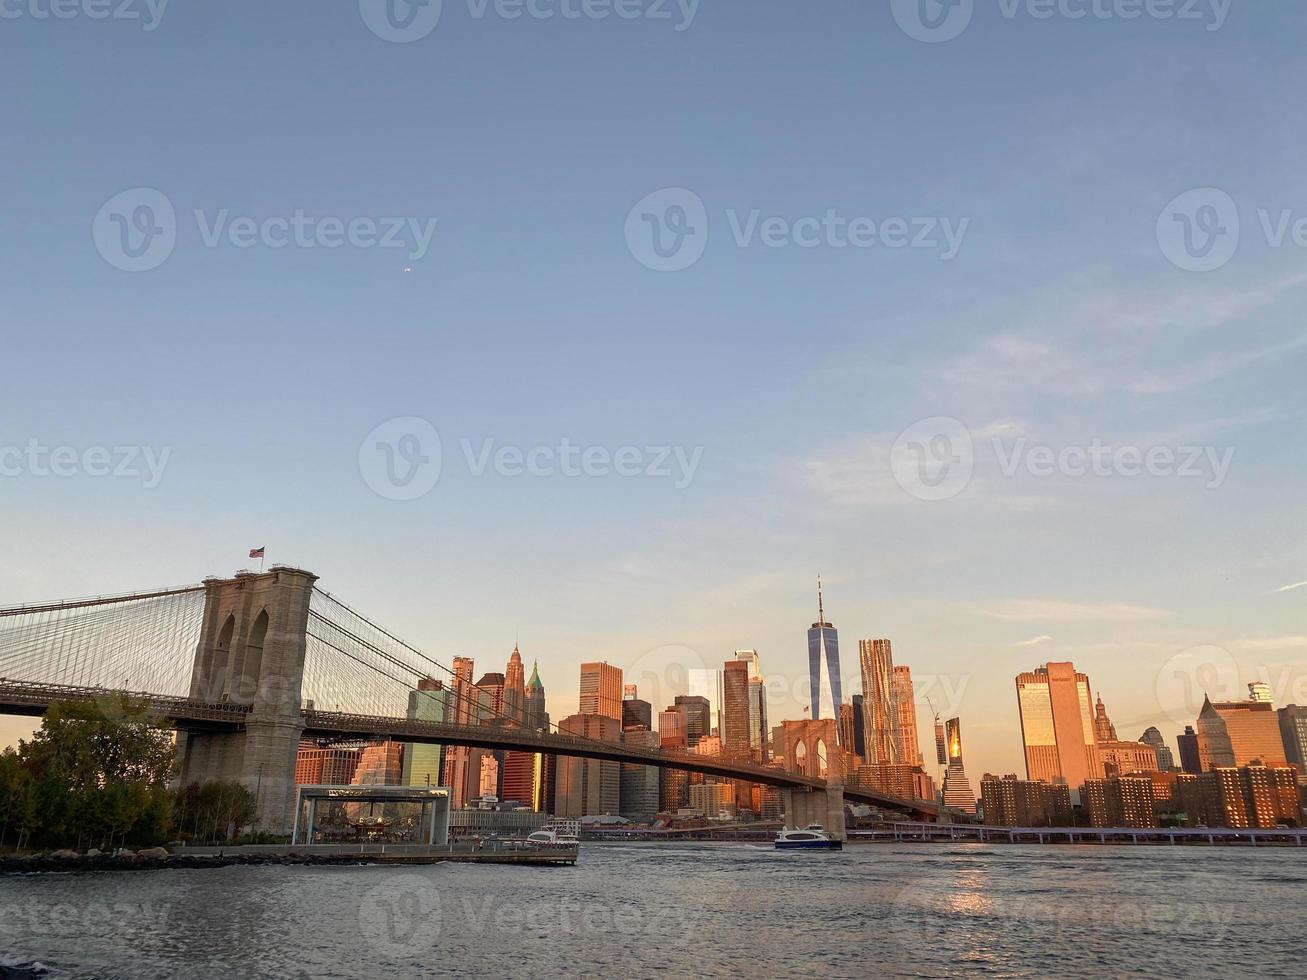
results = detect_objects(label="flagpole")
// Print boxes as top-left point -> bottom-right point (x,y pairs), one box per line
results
260,553 -> 265,574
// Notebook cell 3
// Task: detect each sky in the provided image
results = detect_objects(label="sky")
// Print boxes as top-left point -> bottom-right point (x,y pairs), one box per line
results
2,0 -> 1306,783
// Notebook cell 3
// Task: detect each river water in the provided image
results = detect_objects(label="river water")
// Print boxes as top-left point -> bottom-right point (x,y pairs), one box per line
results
1,842 -> 1303,978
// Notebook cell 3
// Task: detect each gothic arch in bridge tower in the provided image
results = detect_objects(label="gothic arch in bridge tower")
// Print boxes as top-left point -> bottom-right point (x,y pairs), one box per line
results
814,737 -> 829,778
233,609 -> 268,702
205,613 -> 235,697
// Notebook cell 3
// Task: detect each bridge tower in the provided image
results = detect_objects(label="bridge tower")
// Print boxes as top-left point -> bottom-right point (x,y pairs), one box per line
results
176,567 -> 318,833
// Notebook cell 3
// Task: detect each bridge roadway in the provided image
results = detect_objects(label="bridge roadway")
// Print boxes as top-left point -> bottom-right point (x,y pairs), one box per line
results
0,681 -> 941,818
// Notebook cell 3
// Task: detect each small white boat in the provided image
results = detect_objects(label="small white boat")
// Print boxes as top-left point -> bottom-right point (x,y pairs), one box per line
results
775,824 -> 843,850
525,829 -> 579,848
526,822 -> 580,849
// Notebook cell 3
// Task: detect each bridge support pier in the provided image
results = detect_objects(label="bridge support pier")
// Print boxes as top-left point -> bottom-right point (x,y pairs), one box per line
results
780,781 -> 846,840
176,567 -> 317,835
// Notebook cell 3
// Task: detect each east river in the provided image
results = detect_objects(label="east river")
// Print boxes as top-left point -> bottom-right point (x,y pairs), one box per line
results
2,842 -> 1304,978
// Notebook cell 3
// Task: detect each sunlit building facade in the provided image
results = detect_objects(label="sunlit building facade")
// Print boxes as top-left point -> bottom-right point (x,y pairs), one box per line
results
579,662 -> 623,723
941,717 -> 976,813
1015,662 -> 1101,794
807,580 -> 842,725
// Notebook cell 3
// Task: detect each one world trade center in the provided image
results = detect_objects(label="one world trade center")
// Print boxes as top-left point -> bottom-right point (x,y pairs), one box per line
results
807,577 -> 842,722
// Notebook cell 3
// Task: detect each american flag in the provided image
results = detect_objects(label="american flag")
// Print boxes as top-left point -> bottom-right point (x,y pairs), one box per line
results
249,546 -> 265,559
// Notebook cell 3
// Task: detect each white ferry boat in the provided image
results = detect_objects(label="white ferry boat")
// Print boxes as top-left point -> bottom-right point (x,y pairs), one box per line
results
526,819 -> 580,849
775,824 -> 843,850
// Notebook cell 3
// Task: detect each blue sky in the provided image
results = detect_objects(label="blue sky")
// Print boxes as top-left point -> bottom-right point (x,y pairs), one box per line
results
3,1 -> 1306,780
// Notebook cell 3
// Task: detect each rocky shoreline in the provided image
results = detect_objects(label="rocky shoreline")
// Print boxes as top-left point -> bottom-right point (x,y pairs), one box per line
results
0,849 -> 377,873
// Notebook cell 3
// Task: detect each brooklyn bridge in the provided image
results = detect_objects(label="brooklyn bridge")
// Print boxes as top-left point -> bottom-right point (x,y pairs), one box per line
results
0,566 -> 948,833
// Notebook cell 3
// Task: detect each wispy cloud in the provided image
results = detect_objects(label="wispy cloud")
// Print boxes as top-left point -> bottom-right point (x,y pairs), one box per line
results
1273,581 -> 1307,594
977,600 -> 1170,623
1016,634 -> 1053,647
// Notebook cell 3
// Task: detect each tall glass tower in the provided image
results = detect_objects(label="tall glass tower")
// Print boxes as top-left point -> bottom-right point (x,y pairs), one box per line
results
807,577 -> 842,724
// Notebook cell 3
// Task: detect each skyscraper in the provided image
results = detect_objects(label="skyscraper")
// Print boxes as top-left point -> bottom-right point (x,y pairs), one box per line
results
523,661 -> 548,731
1278,705 -> 1307,777
622,684 -> 652,732
807,578 -> 842,723
1093,695 -> 1117,742
735,650 -> 768,761
941,717 -> 976,813
1196,696 -> 1236,770
1177,725 -> 1202,774
619,728 -> 661,823
579,662 -> 623,722
1206,696 -> 1288,767
1139,727 -> 1177,771
674,695 -> 712,747
554,713 -> 622,817
1015,662 -> 1101,792
503,645 -> 526,725
401,677 -> 448,788
688,667 -> 723,737
934,713 -> 947,767
893,665 -> 923,768
722,658 -> 752,758
858,638 -> 899,763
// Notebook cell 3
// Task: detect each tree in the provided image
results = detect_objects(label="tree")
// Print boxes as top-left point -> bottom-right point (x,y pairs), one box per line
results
12,698 -> 176,850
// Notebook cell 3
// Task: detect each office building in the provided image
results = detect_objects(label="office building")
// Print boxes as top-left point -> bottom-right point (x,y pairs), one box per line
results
674,695 -> 713,747
622,684 -> 652,732
619,728 -> 661,824
807,578 -> 842,723
1206,697 -> 1289,767
1177,725 -> 1202,775
735,649 -> 769,762
894,666 -> 923,768
850,694 -> 867,759
579,662 -> 623,722
1015,662 -> 1101,793
1139,727 -> 1177,771
401,678 -> 448,788
554,713 -> 621,817
1278,705 -> 1307,778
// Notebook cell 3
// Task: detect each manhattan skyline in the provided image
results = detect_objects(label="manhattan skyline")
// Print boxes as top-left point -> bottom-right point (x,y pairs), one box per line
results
3,4 -> 1306,786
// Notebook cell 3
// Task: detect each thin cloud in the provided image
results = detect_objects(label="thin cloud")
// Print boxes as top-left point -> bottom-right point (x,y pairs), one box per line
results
1016,635 -> 1054,647
977,600 -> 1170,623
1273,581 -> 1307,594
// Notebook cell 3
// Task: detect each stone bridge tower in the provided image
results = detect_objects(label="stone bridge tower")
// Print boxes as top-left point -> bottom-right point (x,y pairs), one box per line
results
176,567 -> 318,833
